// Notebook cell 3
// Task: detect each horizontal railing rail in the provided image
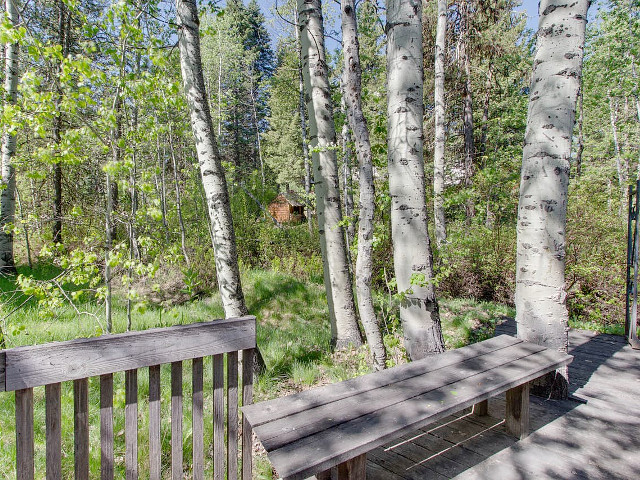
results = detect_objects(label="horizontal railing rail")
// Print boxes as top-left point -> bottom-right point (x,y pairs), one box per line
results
0,316 -> 256,480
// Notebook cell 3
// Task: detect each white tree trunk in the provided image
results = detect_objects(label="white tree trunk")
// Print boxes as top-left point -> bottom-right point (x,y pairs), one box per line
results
342,0 -> 387,370
298,0 -> 362,349
515,0 -> 590,398
0,0 -> 19,273
387,0 -> 445,359
295,9 -> 313,230
176,0 -> 247,318
433,0 -> 447,246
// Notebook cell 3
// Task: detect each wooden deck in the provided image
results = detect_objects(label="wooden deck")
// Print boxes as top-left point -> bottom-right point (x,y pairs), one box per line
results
367,320 -> 640,479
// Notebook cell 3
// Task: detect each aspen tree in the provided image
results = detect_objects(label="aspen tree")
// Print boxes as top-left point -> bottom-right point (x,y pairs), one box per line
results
387,0 -> 445,359
0,0 -> 20,273
176,0 -> 247,318
515,0 -> 590,398
342,0 -> 387,369
433,0 -> 447,246
298,0 -> 362,349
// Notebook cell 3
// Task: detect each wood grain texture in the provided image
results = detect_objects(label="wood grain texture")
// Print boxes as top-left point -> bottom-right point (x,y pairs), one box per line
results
256,342 -> 548,451
45,383 -> 62,480
0,350 -> 5,392
192,357 -> 204,480
74,378 -> 89,480
148,365 -> 161,480
100,374 -> 114,480
253,344 -> 571,480
171,362 -> 183,480
505,382 -> 530,439
15,388 -> 34,480
125,369 -> 138,480
4,316 -> 256,390
337,454 -> 366,480
472,399 -> 489,416
213,354 -> 225,480
227,351 -> 239,480
243,335 -> 520,427
242,349 -> 254,480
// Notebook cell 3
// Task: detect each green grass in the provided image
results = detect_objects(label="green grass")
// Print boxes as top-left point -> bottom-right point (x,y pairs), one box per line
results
0,266 -> 525,478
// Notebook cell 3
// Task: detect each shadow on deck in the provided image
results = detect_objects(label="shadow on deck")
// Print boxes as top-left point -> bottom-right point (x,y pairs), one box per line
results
367,319 -> 640,479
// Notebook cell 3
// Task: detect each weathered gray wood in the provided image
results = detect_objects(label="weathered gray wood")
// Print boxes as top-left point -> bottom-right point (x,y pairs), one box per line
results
192,357 -> 204,480
101,374 -> 114,480
4,316 -> 256,390
242,348 -> 254,480
0,350 -> 5,392
261,348 -> 571,480
472,399 -> 489,416
227,351 -> 239,480
45,383 -> 62,480
213,353 -> 225,480
74,378 -> 89,480
255,342 -> 549,451
367,328 -> 640,480
171,361 -> 183,480
125,369 -> 138,480
244,335 -> 519,428
148,365 -> 161,480
505,382 -> 530,439
337,454 -> 366,480
15,388 -> 34,480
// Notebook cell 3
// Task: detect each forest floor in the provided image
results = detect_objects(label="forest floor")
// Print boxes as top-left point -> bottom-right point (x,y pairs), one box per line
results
0,265 -> 625,478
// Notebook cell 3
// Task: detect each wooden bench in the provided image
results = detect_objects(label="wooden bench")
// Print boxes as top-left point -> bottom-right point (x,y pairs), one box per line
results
0,316 -> 256,480
242,335 -> 573,480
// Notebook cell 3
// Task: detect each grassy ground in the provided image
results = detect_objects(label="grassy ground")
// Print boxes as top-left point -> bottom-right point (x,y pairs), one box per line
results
0,265 -> 517,478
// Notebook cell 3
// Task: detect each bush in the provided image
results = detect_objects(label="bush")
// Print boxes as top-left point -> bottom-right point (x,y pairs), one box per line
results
436,223 -> 516,305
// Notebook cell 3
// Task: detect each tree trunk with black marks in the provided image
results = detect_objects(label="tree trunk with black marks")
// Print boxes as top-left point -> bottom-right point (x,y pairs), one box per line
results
515,0 -> 590,399
433,0 -> 447,246
575,85 -> 584,177
387,0 -> 445,359
342,0 -> 387,370
0,0 -> 19,273
460,1 -> 475,221
295,8 -> 313,230
176,0 -> 248,319
298,0 -> 362,349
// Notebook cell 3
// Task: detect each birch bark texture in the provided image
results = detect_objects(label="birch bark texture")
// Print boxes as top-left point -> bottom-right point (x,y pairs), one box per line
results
387,0 -> 445,359
176,0 -> 247,318
433,0 -> 447,246
298,0 -> 362,349
341,0 -> 387,370
0,0 -> 19,273
515,0 -> 589,397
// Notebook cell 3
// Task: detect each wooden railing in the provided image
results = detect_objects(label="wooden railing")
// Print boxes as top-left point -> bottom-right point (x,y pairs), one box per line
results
0,316 -> 256,480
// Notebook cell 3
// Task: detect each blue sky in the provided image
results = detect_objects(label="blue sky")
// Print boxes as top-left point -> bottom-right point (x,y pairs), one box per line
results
253,0 -> 543,50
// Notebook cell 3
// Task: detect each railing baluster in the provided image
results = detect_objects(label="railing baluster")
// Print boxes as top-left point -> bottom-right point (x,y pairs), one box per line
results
242,349 -> 254,480
74,378 -> 89,480
125,369 -> 138,480
171,361 -> 183,480
148,365 -> 161,480
101,374 -> 114,480
192,357 -> 204,480
227,351 -> 239,480
213,353 -> 225,480
45,383 -> 62,480
15,388 -> 34,480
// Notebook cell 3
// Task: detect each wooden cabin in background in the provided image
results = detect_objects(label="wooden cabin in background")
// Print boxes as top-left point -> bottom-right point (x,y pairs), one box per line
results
268,191 -> 307,224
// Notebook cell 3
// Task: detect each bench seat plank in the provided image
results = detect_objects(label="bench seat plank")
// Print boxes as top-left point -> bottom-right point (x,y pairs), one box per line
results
255,341 -> 545,451
244,335 -> 519,428
246,341 -> 572,480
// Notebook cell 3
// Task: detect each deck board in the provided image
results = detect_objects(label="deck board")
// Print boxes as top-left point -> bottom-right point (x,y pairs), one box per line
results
367,323 -> 640,479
